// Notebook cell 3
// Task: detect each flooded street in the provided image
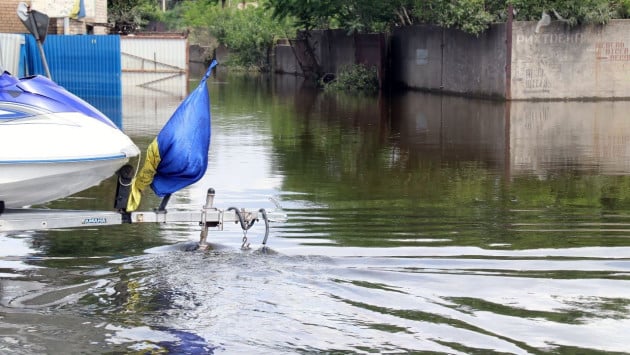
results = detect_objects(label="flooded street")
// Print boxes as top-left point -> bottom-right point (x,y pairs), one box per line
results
2,69 -> 630,354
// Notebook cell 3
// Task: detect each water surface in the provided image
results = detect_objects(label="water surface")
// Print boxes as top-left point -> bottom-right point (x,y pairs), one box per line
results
2,70 -> 630,354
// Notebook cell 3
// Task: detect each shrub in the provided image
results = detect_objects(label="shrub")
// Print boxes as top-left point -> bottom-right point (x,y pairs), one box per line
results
320,64 -> 378,93
322,64 -> 379,95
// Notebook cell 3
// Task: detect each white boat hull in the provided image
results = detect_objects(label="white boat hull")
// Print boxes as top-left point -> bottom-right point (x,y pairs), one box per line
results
0,157 -> 130,208
0,112 -> 139,208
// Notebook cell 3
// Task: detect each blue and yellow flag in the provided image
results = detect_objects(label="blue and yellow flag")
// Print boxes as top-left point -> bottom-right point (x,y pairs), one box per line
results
127,60 -> 217,211
70,0 -> 86,19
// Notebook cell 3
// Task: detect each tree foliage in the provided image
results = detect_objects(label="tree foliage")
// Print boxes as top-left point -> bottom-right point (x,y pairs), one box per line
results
265,0 -> 341,30
265,0 -> 408,33
108,0 -> 164,34
112,0 -> 630,37
115,0 -> 630,71
178,1 -> 294,70
413,0 -> 504,34
511,0 -> 630,26
267,0 -> 630,35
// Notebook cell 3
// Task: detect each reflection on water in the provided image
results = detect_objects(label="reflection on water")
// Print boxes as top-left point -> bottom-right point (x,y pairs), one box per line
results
511,100 -> 630,175
2,70 -> 630,353
122,71 -> 188,137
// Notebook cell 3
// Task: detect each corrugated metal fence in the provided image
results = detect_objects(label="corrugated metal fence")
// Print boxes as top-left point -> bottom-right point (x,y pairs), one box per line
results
24,34 -> 123,126
1,34 -> 189,129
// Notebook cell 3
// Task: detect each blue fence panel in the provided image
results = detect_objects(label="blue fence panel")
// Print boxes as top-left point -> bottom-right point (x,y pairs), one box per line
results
24,35 -> 122,127
18,38 -> 26,77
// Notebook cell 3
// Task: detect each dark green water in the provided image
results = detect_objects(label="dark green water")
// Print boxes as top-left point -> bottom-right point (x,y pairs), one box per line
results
2,70 -> 630,354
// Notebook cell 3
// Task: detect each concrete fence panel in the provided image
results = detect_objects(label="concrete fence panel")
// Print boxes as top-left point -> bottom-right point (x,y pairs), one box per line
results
442,24 -> 507,98
511,19 -> 630,100
276,19 -> 630,99
320,29 -> 355,75
390,25 -> 444,91
274,44 -> 300,75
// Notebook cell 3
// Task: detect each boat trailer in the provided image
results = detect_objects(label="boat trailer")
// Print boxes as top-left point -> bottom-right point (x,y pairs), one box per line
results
0,168 -> 284,250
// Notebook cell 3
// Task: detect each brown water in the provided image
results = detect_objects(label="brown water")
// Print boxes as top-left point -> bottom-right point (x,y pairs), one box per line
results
1,70 -> 630,354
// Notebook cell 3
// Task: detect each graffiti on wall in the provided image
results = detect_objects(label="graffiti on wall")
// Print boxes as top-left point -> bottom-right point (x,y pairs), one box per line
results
511,21 -> 630,99
596,42 -> 630,61
513,65 -> 552,94
516,33 -> 583,45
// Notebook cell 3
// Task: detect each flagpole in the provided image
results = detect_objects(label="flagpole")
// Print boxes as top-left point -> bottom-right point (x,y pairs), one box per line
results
157,194 -> 171,212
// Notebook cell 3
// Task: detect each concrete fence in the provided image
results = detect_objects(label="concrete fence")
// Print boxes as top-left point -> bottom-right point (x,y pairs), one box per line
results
511,20 -> 630,100
390,24 -> 508,98
391,19 -> 630,100
275,29 -> 387,87
276,20 -> 630,100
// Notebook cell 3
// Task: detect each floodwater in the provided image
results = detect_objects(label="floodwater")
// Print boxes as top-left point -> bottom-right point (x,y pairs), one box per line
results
2,68 -> 630,354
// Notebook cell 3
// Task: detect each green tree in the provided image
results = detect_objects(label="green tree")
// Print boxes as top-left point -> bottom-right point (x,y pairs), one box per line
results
267,0 -> 630,36
266,0 -> 498,34
511,0 -> 630,26
266,0 -> 410,33
179,1 -> 295,70
414,0 -> 505,34
161,0 -> 630,71
108,0 -> 164,34
322,64 -> 379,94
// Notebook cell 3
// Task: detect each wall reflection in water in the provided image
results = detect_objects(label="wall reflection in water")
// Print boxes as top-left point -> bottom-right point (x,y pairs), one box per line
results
279,76 -> 630,178
121,70 -> 630,180
510,100 -> 630,176
390,92 -> 507,170
121,72 -> 188,138
395,92 -> 630,177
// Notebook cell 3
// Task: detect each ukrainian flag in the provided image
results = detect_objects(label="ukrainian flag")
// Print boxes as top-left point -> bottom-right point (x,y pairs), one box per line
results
70,0 -> 86,19
126,60 -> 217,211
